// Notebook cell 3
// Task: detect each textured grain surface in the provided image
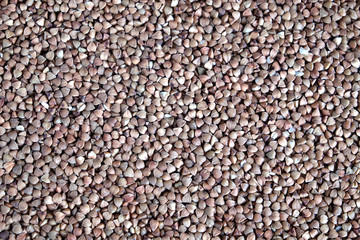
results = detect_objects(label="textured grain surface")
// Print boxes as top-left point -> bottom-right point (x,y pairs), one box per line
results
1,0 -> 360,239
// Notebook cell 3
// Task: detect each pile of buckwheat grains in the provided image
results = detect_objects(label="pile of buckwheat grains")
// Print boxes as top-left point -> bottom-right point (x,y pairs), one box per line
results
1,0 -> 360,239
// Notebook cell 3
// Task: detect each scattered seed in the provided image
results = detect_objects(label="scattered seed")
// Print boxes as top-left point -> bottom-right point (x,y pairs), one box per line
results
0,0 -> 359,239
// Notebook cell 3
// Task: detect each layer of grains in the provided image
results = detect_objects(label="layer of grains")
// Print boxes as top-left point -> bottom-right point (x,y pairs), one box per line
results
1,0 -> 360,239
